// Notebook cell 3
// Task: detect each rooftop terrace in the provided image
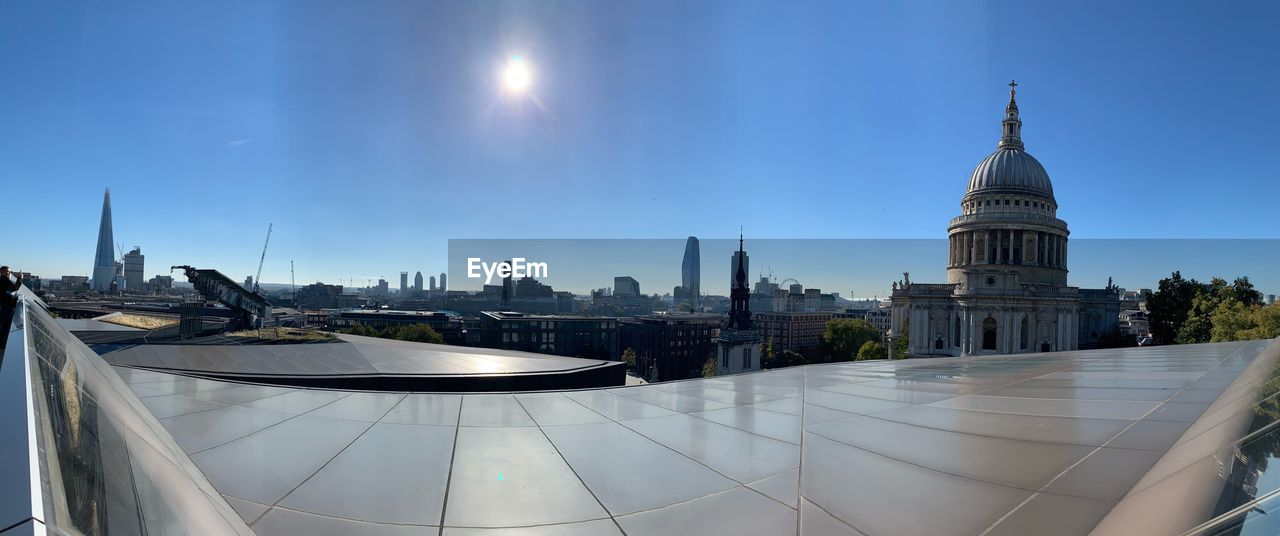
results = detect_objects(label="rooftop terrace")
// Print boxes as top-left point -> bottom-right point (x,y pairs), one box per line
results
5,287 -> 1280,535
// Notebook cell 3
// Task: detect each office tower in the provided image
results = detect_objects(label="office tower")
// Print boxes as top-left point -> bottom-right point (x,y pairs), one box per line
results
400,271 -> 408,293
439,272 -> 447,292
123,247 -> 144,291
244,276 -> 254,290
91,189 -> 115,291
681,236 -> 700,306
415,271 -> 424,291
429,276 -> 437,291
614,276 -> 640,297
730,247 -> 748,291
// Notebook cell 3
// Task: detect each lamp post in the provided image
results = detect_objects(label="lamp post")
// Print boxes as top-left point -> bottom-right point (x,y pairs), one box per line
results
884,329 -> 894,360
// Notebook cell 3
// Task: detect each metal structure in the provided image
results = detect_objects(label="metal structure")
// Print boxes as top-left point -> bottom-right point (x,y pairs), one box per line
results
171,265 -> 271,330
252,223 -> 272,295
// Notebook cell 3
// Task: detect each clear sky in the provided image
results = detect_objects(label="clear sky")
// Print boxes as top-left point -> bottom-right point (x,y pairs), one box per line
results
2,0 -> 1277,291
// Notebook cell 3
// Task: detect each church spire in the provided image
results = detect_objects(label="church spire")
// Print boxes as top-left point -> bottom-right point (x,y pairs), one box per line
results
998,80 -> 1024,150
735,227 -> 747,289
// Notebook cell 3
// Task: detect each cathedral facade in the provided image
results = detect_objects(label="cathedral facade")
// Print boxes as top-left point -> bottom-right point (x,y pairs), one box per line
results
890,82 -> 1118,357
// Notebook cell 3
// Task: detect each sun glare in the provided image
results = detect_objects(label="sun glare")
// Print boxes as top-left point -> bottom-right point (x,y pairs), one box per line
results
502,56 -> 532,94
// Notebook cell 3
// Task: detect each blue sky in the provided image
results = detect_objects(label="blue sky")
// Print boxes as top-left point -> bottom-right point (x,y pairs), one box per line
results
2,0 -> 1277,291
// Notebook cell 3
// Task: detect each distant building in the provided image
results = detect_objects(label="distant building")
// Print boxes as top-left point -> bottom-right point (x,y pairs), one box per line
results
478,311 -> 617,360
614,276 -> 640,297
514,276 -> 553,298
1269,294 -> 1277,305
244,276 -> 254,291
677,236 -> 700,307
619,313 -> 721,381
865,305 -> 892,333
755,311 -> 834,357
415,271 -> 424,292
1119,310 -> 1150,338
400,271 -> 409,293
148,275 -> 174,293
297,282 -> 362,309
91,189 -> 116,291
429,276 -> 437,291
715,235 -> 761,376
439,272 -> 447,292
122,247 -> 144,292
730,248 -> 748,291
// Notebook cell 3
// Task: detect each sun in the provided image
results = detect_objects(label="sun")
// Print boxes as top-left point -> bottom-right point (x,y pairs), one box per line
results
501,56 -> 532,94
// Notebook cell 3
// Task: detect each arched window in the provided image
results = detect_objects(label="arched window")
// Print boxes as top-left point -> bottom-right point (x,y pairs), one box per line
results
1020,317 -> 1029,350
982,317 -> 997,351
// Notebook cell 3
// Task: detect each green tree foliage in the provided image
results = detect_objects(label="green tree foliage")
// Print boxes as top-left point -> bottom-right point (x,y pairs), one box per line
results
856,340 -> 885,361
893,320 -> 909,359
1210,301 -> 1280,342
1177,277 -> 1267,344
1148,271 -> 1202,344
821,319 -> 880,362
341,323 -> 379,337
763,349 -> 810,369
702,356 -> 718,378
340,322 -> 444,344
385,323 -> 445,344
622,347 -> 637,368
1150,272 -> 1273,345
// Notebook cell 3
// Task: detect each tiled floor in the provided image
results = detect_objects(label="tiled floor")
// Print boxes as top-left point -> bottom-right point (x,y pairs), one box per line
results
112,339 -> 1277,535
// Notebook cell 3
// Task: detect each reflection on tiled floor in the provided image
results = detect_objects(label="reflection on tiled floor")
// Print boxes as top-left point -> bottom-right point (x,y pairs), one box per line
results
113,339 -> 1276,535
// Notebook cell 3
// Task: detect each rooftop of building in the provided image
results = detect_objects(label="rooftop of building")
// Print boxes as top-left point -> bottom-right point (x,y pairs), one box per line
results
7,287 -> 1280,535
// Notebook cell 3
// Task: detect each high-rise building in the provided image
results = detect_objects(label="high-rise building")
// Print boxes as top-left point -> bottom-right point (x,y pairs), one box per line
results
414,271 -> 424,291
730,247 -> 748,291
244,276 -> 254,290
429,276 -> 437,291
91,189 -> 116,291
400,271 -> 408,293
614,276 -> 640,297
439,272 -> 447,292
122,247 -> 144,291
680,236 -> 700,306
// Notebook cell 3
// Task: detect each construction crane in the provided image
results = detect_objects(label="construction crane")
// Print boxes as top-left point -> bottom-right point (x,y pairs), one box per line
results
252,223 -> 272,295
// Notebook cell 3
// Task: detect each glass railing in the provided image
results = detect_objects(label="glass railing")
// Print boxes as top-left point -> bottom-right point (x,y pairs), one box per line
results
1,288 -> 252,535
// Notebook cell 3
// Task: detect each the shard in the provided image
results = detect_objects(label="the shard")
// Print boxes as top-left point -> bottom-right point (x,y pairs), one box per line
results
91,189 -> 115,291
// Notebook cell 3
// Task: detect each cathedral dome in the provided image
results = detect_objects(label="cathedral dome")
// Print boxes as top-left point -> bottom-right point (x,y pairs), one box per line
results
966,148 -> 1054,198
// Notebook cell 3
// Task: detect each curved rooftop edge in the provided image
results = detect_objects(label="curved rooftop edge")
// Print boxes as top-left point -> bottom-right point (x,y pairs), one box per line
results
6,287 -> 1280,535
98,334 -> 625,392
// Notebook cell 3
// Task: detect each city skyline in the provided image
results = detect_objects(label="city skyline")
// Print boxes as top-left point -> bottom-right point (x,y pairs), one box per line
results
3,1 -> 1278,288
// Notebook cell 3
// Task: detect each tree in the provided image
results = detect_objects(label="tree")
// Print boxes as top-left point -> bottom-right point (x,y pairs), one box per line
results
342,322 -> 444,344
702,356 -> 718,378
781,350 -> 801,368
821,319 -> 880,362
1211,301 -> 1280,342
340,322 -> 379,337
1148,271 -> 1203,344
621,347 -> 637,369
856,340 -> 885,361
385,323 -> 444,344
893,321 -> 910,359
